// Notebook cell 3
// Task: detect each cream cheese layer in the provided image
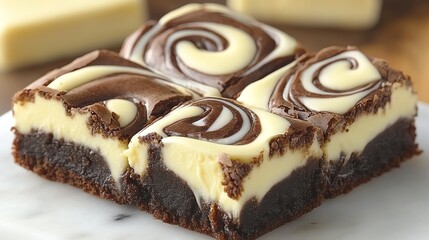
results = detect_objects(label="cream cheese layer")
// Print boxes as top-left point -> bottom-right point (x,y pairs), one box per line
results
13,94 -> 129,184
125,98 -> 322,217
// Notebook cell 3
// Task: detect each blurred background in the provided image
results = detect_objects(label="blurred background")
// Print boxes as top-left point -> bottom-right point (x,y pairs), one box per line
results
1,0 -> 428,115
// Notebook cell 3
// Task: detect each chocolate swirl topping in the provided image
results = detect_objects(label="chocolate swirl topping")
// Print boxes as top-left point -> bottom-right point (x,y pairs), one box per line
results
163,98 -> 261,145
270,46 -> 382,118
120,3 -> 300,98
28,50 -> 193,139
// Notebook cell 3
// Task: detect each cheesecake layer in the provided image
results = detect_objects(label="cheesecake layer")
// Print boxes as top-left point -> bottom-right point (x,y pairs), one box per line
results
323,83 -> 417,162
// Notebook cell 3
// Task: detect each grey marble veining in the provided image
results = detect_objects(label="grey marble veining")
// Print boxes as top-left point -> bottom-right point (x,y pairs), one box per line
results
1,104 -> 429,240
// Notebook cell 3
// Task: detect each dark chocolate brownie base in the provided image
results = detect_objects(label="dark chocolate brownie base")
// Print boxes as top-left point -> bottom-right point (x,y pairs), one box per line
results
123,140 -> 326,240
325,118 -> 420,198
12,129 -> 126,204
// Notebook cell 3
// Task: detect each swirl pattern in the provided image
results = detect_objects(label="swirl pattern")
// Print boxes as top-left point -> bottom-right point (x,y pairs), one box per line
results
45,50 -> 193,138
163,98 -> 261,145
270,47 -> 382,116
120,3 -> 299,98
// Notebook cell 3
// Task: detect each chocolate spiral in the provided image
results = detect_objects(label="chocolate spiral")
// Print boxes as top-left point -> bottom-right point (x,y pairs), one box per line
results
270,47 -> 382,116
42,50 -> 193,138
163,98 -> 261,145
120,3 -> 300,98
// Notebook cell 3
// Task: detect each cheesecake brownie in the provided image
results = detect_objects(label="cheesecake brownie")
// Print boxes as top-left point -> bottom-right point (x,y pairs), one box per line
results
12,50 -> 194,202
238,46 -> 419,197
120,3 -> 303,98
124,97 -> 324,239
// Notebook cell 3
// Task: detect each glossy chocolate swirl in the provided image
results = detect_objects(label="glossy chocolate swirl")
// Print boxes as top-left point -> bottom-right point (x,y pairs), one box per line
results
270,47 -> 382,117
120,3 -> 300,98
163,98 -> 261,145
36,50 -> 193,138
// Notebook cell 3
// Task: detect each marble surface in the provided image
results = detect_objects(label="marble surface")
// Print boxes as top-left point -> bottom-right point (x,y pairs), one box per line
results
1,103 -> 428,240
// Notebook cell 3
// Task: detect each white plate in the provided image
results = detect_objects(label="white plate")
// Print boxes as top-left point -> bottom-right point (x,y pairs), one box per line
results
1,103 -> 428,240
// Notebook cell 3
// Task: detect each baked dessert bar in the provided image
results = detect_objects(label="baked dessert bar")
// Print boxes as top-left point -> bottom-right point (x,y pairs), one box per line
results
238,46 -> 419,197
124,97 -> 324,239
12,50 -> 194,202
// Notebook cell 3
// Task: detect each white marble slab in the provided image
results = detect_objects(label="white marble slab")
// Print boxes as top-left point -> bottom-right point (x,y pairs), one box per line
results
1,103 -> 428,240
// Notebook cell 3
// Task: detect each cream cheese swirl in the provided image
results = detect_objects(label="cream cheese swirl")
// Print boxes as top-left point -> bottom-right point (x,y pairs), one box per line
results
239,47 -> 383,117
162,98 -> 261,145
44,50 -> 194,138
285,49 -> 382,114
